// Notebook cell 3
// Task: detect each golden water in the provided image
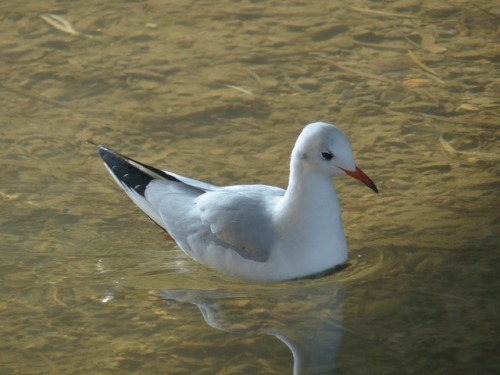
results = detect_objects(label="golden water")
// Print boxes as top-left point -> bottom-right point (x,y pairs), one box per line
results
1,0 -> 499,374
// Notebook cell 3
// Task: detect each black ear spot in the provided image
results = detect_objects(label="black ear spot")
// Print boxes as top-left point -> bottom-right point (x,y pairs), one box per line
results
321,151 -> 334,160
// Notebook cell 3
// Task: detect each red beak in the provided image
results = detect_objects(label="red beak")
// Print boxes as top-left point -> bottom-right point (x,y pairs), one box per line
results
340,166 -> 378,193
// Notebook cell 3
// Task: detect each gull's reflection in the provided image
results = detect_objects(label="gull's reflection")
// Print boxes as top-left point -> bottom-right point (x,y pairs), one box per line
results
156,281 -> 344,375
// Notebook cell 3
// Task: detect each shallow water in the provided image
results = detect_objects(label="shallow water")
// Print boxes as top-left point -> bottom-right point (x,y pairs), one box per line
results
1,0 -> 499,374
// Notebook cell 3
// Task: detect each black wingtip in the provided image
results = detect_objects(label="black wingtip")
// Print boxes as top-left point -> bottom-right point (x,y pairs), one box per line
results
98,147 -> 153,196
95,145 -> 183,197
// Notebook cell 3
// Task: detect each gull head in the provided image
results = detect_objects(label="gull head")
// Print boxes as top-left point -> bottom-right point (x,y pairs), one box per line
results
293,122 -> 378,193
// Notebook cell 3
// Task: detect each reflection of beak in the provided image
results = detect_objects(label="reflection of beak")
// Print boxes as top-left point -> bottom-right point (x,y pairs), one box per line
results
340,166 -> 378,193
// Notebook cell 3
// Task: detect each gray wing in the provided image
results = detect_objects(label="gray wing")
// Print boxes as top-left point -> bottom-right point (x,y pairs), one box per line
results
196,186 -> 284,262
166,171 -> 217,191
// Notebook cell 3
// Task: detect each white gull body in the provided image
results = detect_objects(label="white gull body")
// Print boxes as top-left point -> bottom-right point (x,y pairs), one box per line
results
96,122 -> 378,283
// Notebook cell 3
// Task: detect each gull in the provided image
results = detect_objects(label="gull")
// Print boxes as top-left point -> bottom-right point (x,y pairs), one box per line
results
94,122 -> 378,283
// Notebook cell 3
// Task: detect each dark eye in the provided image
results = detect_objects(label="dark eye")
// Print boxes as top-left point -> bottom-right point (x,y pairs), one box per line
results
321,151 -> 334,160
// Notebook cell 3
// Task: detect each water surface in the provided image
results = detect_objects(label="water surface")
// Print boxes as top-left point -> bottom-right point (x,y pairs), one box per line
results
1,0 -> 499,374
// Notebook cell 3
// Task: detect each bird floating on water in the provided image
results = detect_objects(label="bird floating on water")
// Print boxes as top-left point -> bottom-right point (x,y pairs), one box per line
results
95,122 -> 378,283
